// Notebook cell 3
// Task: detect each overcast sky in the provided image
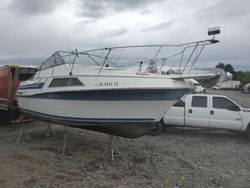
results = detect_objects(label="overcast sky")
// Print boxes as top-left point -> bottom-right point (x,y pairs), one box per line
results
0,0 -> 249,70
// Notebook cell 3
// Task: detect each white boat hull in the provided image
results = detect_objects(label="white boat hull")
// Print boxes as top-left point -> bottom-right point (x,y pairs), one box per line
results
17,64 -> 190,137
18,97 -> 176,124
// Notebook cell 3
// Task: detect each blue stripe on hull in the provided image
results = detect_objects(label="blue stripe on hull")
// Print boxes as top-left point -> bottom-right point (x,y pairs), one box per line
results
19,88 -> 189,101
19,82 -> 45,90
20,108 -> 155,123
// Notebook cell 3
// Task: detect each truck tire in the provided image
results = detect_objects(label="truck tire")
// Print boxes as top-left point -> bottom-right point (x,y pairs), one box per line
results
148,119 -> 164,136
247,124 -> 250,140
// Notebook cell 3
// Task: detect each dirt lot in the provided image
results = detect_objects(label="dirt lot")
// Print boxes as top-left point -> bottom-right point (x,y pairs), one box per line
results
0,90 -> 249,188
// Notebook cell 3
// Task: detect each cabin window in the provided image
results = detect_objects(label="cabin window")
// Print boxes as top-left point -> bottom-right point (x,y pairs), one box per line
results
213,97 -> 239,111
49,78 -> 83,87
191,96 -> 207,108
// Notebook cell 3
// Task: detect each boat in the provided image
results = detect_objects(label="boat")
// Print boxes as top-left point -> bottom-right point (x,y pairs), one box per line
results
16,32 -> 220,138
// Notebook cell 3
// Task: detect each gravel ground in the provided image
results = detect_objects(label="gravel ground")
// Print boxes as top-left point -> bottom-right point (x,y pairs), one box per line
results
0,89 -> 249,188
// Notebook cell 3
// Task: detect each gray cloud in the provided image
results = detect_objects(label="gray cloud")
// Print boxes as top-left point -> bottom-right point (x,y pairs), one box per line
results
139,9 -> 153,15
10,0 -> 65,15
141,20 -> 175,32
98,28 -> 129,38
78,0 -> 163,18
9,0 -> 163,18
196,0 -> 250,21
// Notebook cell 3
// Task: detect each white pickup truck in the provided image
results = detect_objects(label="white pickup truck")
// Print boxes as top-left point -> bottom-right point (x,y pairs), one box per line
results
163,94 -> 250,139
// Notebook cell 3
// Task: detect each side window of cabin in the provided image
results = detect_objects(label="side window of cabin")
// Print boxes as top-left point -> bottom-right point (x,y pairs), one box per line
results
69,78 -> 82,86
191,96 -> 207,108
49,78 -> 83,87
173,99 -> 185,107
213,97 -> 240,111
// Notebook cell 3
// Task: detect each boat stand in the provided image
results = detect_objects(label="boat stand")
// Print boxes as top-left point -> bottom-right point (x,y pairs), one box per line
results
109,136 -> 126,161
45,123 -> 56,137
117,136 -> 126,145
16,122 -> 30,144
61,127 -> 72,160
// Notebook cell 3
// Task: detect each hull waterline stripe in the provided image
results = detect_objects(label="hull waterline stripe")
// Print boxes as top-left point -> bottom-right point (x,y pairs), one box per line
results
18,88 -> 189,101
20,108 -> 155,123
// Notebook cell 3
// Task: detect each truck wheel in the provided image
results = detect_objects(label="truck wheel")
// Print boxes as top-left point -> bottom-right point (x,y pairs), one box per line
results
247,124 -> 250,140
148,119 -> 164,136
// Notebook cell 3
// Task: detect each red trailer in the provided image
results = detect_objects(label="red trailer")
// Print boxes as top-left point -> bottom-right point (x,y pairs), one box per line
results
0,65 -> 37,123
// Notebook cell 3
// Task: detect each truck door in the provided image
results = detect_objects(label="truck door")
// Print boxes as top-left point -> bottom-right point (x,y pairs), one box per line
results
209,96 -> 242,130
186,96 -> 209,127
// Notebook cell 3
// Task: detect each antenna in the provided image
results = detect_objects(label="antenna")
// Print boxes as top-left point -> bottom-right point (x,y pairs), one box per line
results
65,13 -> 72,64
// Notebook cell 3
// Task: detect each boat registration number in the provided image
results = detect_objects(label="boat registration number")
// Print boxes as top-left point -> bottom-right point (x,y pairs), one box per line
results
95,82 -> 119,87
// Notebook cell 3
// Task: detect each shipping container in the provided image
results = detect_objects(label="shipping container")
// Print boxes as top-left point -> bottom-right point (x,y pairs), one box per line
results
0,65 -> 37,123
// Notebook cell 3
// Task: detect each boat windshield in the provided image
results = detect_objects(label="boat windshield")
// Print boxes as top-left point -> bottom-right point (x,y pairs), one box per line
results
39,52 -> 67,70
